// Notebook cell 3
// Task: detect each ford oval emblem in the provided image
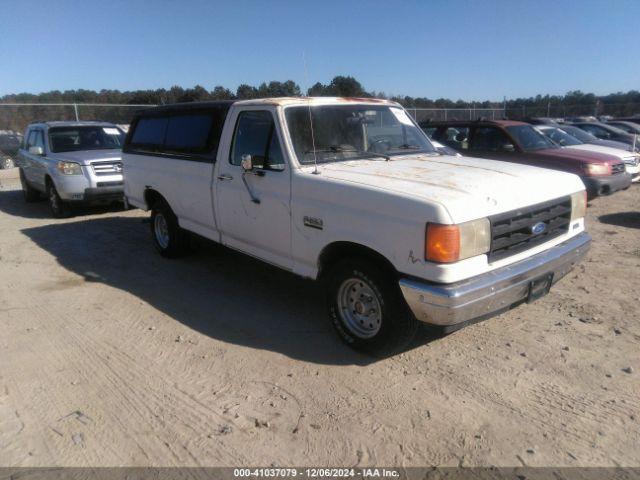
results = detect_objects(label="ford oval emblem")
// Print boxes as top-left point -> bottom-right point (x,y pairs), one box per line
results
531,222 -> 547,235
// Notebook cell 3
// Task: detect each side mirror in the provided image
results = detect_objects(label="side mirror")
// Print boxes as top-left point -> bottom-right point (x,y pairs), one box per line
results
29,146 -> 44,156
502,143 -> 515,152
241,154 -> 253,171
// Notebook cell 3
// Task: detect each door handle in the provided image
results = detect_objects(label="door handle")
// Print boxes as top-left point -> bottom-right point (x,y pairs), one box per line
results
217,174 -> 233,181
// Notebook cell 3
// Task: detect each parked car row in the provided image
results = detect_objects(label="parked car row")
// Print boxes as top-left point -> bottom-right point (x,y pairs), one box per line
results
422,118 -> 637,197
17,97 -> 634,355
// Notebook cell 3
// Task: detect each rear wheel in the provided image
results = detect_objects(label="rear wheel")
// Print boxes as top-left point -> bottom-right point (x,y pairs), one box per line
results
150,200 -> 190,258
46,181 -> 71,218
324,258 -> 418,356
19,168 -> 41,202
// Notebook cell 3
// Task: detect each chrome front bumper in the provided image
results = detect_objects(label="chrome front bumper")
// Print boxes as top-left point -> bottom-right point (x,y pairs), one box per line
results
399,232 -> 591,327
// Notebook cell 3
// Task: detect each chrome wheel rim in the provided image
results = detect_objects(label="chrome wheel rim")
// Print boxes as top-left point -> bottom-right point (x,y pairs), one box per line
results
154,213 -> 170,249
337,277 -> 383,339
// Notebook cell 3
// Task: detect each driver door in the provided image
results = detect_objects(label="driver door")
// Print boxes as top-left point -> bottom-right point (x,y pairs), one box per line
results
214,107 -> 292,270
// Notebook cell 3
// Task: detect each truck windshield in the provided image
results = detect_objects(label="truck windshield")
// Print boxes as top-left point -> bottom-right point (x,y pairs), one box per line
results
49,126 -> 125,153
506,125 -> 557,151
539,127 -> 582,146
285,104 -> 436,165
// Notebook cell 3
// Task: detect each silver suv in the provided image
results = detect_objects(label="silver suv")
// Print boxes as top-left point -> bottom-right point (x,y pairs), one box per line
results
17,121 -> 125,217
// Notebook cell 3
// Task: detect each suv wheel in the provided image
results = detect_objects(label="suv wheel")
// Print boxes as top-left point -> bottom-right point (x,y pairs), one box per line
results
47,181 -> 70,218
19,169 -> 41,202
324,258 -> 418,356
150,200 -> 190,258
1,157 -> 15,170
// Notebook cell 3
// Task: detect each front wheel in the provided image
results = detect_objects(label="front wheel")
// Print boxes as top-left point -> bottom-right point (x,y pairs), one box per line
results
150,200 -> 190,258
324,258 -> 418,356
47,181 -> 71,218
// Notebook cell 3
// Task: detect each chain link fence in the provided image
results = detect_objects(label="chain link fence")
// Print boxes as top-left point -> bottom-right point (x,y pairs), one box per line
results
407,103 -> 640,123
1,101 -> 639,167
406,108 -> 507,123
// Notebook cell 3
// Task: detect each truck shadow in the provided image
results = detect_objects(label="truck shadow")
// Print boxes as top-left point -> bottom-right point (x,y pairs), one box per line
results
598,211 -> 640,230
0,189 -> 125,219
21,215 -> 444,366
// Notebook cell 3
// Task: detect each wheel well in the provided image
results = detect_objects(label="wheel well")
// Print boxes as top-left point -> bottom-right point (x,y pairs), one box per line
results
317,242 -> 398,279
44,175 -> 53,188
144,188 -> 165,210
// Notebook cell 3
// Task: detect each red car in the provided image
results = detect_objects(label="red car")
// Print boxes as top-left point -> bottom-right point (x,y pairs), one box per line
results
423,120 -> 631,198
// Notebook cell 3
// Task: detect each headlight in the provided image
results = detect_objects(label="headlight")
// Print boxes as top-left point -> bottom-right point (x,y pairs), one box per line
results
425,218 -> 491,263
570,191 -> 587,221
57,161 -> 82,175
583,163 -> 610,176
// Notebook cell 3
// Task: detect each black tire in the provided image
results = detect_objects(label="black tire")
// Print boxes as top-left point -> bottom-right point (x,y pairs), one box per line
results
46,181 -> 71,218
19,168 -> 41,202
324,257 -> 418,357
150,199 -> 190,258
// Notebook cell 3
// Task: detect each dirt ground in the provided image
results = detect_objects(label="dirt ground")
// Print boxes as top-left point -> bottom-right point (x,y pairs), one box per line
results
0,167 -> 638,468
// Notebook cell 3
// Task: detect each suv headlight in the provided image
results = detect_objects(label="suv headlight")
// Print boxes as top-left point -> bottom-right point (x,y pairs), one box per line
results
57,161 -> 82,175
570,191 -> 587,221
425,218 -> 491,263
583,163 -> 610,176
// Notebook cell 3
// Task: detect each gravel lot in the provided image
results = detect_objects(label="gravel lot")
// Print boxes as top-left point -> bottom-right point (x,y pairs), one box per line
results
0,167 -> 638,467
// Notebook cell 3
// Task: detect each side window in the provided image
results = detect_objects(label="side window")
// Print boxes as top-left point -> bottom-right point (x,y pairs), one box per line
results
164,114 -> 213,154
471,127 -> 511,152
230,110 -> 285,171
130,117 -> 168,149
34,131 -> 45,149
422,127 -> 437,138
26,130 -> 44,149
26,131 -> 36,148
439,127 -> 469,150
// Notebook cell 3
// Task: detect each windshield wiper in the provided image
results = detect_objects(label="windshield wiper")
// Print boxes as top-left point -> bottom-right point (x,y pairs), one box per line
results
394,144 -> 422,150
304,145 -> 390,161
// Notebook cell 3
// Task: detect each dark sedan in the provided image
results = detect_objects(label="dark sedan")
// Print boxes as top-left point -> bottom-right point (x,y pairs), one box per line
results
606,120 -> 640,135
556,124 -> 635,152
570,122 -> 638,150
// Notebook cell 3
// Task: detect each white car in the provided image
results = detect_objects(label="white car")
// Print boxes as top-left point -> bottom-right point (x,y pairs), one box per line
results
123,97 -> 590,355
536,125 -> 640,182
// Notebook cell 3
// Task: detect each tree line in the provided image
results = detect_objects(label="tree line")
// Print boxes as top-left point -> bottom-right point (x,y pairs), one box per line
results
1,75 -> 639,132
3,75 -> 639,110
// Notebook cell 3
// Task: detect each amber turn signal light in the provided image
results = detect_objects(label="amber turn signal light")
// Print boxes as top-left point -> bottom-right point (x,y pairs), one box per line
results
425,223 -> 460,263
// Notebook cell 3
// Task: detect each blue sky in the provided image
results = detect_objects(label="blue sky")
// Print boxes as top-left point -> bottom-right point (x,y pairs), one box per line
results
1,0 -> 638,100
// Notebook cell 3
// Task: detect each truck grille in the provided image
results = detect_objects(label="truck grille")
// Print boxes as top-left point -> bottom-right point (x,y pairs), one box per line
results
91,161 -> 123,176
488,196 -> 572,263
611,163 -> 625,175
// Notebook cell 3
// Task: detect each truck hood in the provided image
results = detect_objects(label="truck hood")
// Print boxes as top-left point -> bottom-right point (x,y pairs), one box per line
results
48,149 -> 122,165
311,154 -> 584,223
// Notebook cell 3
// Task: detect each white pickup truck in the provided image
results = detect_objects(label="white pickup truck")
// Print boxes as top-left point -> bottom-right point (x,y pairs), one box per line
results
123,97 -> 591,355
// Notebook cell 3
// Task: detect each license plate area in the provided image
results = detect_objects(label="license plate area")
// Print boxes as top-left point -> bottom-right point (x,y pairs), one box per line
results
526,273 -> 554,303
